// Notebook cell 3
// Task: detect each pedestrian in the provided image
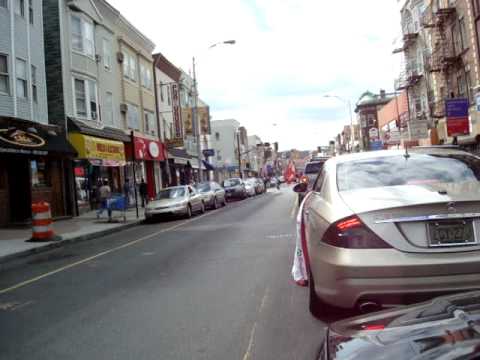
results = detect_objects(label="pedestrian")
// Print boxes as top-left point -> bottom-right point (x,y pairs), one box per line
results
139,178 -> 148,208
123,178 -> 131,207
96,180 -> 112,220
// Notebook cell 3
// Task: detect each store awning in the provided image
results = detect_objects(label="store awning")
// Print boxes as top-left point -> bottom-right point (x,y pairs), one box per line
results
68,133 -> 126,165
202,160 -> 215,171
0,117 -> 76,156
68,118 -> 131,142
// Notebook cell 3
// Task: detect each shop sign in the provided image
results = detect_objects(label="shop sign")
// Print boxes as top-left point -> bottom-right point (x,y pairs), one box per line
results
408,120 -> 428,140
446,98 -> 470,136
202,149 -> 215,157
198,106 -> 211,135
0,128 -> 45,147
166,138 -> 184,149
69,133 -> 126,161
368,127 -> 379,140
171,83 -> 183,140
133,136 -> 164,161
182,107 -> 194,136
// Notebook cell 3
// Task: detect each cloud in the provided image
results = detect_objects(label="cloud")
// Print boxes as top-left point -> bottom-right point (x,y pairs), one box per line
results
108,0 -> 401,151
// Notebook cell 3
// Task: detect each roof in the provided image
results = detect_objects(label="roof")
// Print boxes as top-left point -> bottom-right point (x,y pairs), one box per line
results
153,52 -> 182,82
355,91 -> 393,110
67,118 -> 131,142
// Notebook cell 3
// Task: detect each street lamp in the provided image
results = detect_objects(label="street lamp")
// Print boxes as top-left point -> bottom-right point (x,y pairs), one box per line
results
324,95 -> 354,152
192,40 -> 236,182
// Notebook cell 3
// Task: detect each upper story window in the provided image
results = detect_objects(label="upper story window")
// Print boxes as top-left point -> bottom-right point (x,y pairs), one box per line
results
160,83 -> 164,102
123,52 -> 137,82
0,0 -> 7,9
144,110 -> 156,135
16,58 -> 27,99
71,15 -> 95,58
15,0 -> 24,17
31,65 -> 37,102
73,77 -> 98,120
140,63 -> 152,90
103,38 -> 112,70
215,132 -> 220,140
0,55 -> 9,95
127,103 -> 140,130
167,87 -> 171,105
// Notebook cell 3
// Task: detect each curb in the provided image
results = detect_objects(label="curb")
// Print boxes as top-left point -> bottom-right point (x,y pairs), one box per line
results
0,219 -> 144,267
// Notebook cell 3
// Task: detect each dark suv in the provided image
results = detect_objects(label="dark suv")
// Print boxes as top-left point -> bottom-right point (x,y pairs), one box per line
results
298,158 -> 328,203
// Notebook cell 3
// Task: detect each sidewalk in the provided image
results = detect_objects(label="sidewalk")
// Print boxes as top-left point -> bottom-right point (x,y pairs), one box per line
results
0,208 -> 145,265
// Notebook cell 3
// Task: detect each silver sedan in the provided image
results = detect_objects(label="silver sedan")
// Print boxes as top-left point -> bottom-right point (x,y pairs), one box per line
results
295,147 -> 480,315
145,185 -> 205,220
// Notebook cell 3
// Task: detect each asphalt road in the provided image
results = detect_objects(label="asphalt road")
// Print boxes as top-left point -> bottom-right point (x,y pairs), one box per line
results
0,186 -> 337,360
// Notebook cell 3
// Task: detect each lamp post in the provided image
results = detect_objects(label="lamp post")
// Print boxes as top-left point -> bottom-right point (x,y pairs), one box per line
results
324,95 -> 354,152
191,40 -> 236,182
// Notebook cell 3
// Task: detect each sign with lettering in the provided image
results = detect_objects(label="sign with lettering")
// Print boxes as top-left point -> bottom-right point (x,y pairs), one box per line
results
171,83 -> 183,140
0,128 -> 45,147
446,98 -> 470,136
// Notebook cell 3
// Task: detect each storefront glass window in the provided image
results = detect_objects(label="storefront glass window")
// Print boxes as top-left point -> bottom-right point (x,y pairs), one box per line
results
31,160 -> 48,187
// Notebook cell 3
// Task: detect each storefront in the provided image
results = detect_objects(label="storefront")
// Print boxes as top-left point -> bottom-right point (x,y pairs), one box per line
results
0,118 -> 76,226
125,134 -> 166,199
68,133 -> 126,214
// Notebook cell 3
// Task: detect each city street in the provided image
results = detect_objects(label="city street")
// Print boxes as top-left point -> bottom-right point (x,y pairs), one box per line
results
0,187 -> 328,360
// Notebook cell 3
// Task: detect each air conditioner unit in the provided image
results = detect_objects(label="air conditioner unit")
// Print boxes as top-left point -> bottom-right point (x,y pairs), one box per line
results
120,103 -> 128,113
95,54 -> 101,63
117,52 -> 124,63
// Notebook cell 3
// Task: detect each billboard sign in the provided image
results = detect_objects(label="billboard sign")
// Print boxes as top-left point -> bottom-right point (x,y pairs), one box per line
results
446,98 -> 470,136
408,120 -> 429,140
171,83 -> 183,140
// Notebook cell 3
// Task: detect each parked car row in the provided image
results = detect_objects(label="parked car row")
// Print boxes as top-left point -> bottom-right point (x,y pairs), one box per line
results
144,177 -> 266,221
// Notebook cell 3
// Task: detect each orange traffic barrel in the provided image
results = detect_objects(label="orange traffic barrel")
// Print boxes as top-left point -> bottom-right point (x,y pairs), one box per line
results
31,202 -> 58,242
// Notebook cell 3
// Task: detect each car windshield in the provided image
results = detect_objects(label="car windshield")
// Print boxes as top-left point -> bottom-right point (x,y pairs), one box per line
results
195,183 -> 211,192
224,179 -> 241,187
305,162 -> 324,174
245,179 -> 256,185
156,187 -> 186,199
337,154 -> 480,191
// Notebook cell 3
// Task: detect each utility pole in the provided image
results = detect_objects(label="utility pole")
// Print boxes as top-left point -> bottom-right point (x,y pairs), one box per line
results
236,131 -> 242,178
192,57 -> 203,182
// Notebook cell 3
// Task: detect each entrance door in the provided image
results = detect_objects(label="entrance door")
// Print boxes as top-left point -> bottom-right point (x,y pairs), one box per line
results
146,161 -> 156,199
7,159 -> 31,224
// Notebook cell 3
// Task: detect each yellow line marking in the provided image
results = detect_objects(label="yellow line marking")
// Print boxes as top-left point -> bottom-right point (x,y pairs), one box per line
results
0,210 -> 219,296
242,322 -> 257,360
259,287 -> 269,314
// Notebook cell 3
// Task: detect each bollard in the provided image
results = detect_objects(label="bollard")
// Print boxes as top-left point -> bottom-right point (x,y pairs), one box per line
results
31,202 -> 59,242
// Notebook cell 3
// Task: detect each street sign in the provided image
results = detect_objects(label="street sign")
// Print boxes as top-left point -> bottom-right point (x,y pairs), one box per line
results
408,120 -> 429,140
370,140 -> 383,150
166,138 -> 184,149
446,98 -> 470,136
202,148 -> 215,157
369,127 -> 379,140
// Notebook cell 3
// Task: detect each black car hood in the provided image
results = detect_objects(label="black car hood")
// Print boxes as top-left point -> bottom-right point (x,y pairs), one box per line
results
327,291 -> 480,360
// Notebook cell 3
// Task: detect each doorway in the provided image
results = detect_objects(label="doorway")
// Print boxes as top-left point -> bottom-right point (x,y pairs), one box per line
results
7,159 -> 31,224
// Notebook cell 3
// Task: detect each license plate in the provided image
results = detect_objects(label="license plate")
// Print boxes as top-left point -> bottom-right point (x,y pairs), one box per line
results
428,220 -> 476,247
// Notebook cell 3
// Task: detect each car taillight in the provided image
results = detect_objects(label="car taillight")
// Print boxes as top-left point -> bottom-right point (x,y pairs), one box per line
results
300,176 -> 309,184
321,215 -> 392,249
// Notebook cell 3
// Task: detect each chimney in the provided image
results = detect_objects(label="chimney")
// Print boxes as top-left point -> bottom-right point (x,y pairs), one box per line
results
380,89 -> 386,99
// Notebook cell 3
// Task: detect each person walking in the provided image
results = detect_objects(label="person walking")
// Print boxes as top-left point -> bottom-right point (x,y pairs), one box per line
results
123,178 -> 131,207
139,178 -> 148,208
96,180 -> 112,220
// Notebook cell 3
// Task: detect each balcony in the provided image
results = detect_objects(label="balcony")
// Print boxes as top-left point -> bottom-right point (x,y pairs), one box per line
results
394,64 -> 423,90
422,1 -> 456,28
426,44 -> 463,72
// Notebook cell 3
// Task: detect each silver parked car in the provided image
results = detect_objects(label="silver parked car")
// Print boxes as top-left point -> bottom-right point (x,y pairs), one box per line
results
294,147 -> 480,315
194,181 -> 227,209
145,185 -> 205,220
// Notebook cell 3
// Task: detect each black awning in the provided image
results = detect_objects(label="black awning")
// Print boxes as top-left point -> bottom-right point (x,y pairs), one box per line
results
202,160 -> 215,171
68,118 -> 131,142
0,117 -> 76,156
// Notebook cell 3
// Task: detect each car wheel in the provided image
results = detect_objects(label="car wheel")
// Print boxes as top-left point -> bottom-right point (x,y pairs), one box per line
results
200,201 -> 206,214
186,204 -> 192,219
308,270 -> 344,319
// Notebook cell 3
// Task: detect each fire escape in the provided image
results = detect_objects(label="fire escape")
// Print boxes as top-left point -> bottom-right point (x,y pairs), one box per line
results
422,1 -> 460,119
394,22 -> 422,92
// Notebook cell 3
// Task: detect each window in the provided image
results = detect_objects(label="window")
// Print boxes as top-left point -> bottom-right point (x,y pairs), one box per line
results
123,52 -> 137,82
215,132 -> 220,140
140,63 -> 152,90
127,104 -> 139,129
313,169 -> 326,193
31,65 -> 37,102
28,0 -> 33,24
73,77 -> 97,120
167,87 -> 171,105
104,92 -> 113,125
0,55 -> 8,95
103,38 -> 112,70
466,70 -> 473,104
16,58 -> 27,98
0,0 -> 7,8
367,114 -> 375,126
31,160 -> 49,187
71,15 -> 94,57
459,17 -> 467,52
160,83 -> 164,102
144,110 -> 156,135
15,0 -> 24,17
457,73 -> 466,99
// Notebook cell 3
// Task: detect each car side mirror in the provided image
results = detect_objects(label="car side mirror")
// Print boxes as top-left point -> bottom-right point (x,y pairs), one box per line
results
293,182 -> 307,193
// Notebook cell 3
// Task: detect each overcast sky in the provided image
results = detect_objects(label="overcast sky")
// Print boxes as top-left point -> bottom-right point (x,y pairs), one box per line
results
109,0 -> 402,151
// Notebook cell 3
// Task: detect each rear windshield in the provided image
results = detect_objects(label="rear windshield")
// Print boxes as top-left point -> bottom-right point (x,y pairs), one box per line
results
224,179 -> 241,187
337,154 -> 480,191
304,162 -> 324,174
195,183 -> 211,192
156,187 -> 186,199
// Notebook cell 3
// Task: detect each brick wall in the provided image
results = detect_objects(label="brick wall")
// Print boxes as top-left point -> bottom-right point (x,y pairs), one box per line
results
43,0 -> 66,127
